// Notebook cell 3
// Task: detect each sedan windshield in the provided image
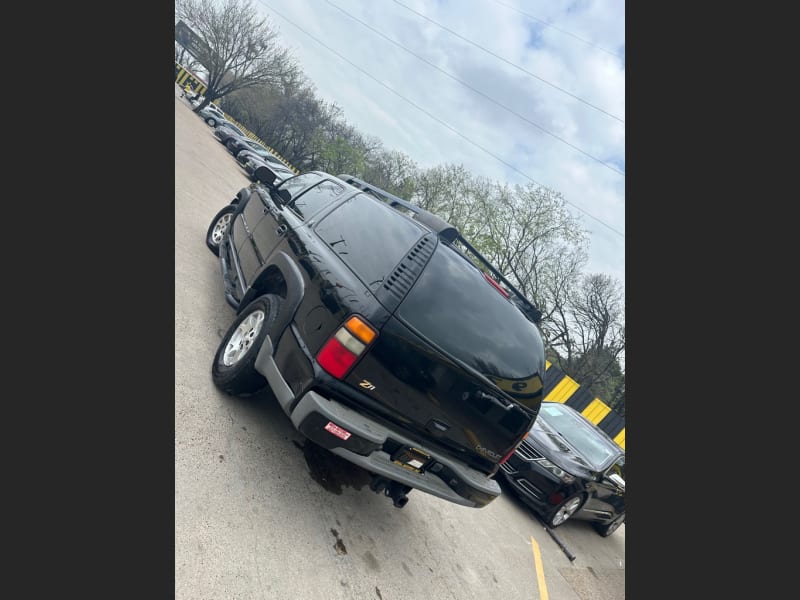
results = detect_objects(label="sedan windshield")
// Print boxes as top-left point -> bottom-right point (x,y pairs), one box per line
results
537,403 -> 619,469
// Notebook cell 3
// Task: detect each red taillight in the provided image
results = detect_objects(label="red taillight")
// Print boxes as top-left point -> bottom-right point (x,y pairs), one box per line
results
317,336 -> 358,378
316,315 -> 377,379
482,272 -> 510,298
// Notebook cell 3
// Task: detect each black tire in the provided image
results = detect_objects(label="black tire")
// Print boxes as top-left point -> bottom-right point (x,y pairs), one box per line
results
226,139 -> 237,152
206,205 -> 236,256
212,294 -> 282,396
206,117 -> 217,127
545,494 -> 584,528
593,513 -> 625,537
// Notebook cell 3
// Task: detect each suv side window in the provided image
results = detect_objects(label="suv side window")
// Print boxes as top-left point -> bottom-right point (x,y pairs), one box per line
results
316,193 -> 426,291
288,179 -> 346,220
277,173 -> 325,200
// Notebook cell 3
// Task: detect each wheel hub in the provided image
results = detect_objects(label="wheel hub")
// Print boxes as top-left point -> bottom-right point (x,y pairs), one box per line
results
222,310 -> 265,366
211,213 -> 233,244
552,497 -> 581,526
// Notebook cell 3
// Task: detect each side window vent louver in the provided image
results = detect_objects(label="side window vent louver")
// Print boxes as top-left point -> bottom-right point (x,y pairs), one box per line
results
382,235 -> 435,301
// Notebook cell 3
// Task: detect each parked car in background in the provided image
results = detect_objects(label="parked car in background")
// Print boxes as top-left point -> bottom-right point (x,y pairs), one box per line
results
497,401 -> 625,536
226,136 -> 271,159
242,157 -> 296,183
230,138 -> 277,162
213,123 -> 248,148
198,103 -> 226,127
236,145 -> 291,168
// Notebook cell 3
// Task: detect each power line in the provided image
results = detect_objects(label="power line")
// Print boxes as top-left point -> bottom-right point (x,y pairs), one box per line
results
390,0 -> 624,124
488,0 -> 625,60
322,0 -> 623,177
257,1 -> 624,238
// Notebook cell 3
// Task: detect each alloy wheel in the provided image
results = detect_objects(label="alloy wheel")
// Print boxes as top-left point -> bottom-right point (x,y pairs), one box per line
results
551,496 -> 582,526
211,213 -> 233,245
222,311 -> 265,366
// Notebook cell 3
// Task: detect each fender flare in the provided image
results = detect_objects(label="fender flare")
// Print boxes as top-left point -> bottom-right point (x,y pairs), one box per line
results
226,188 -> 251,215
241,251 -> 305,346
234,187 -> 251,204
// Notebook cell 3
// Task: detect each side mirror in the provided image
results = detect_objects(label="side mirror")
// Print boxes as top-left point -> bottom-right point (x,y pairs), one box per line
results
608,473 -> 625,491
254,165 -> 277,188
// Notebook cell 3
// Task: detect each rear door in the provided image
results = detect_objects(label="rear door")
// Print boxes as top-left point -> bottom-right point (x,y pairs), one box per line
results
235,173 -> 345,285
226,192 -> 265,288
246,174 -> 330,269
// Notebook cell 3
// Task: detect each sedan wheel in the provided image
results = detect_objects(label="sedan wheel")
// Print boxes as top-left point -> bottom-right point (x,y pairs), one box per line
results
206,117 -> 217,127
594,513 -> 625,537
548,495 -> 583,528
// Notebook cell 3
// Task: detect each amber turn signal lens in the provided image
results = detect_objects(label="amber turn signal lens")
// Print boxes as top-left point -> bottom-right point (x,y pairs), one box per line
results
345,316 -> 376,344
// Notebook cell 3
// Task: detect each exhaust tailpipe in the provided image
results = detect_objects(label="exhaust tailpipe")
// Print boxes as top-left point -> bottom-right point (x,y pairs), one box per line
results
369,476 -> 412,508
385,481 -> 411,509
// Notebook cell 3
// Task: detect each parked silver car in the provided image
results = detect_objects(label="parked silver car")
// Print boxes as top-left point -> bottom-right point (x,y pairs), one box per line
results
198,103 -> 227,127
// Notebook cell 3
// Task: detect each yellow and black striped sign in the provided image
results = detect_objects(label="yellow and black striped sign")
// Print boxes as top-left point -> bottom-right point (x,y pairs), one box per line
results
543,361 -> 625,449
175,61 -> 208,97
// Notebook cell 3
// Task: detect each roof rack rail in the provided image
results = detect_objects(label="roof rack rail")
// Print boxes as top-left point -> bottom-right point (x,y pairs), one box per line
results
338,174 -> 543,324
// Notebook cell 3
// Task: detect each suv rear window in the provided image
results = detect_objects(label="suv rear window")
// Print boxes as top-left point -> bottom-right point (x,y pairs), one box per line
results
396,243 -> 544,382
316,193 -> 426,292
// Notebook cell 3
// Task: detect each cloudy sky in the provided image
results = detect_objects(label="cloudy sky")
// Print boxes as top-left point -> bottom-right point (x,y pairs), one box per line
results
248,0 -> 625,284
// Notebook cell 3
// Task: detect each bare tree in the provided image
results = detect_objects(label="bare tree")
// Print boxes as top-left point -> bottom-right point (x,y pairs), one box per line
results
175,42 -> 202,74
547,273 -> 625,410
175,0 -> 299,111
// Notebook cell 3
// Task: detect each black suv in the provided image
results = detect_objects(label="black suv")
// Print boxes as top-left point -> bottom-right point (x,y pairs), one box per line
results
205,166 -> 547,509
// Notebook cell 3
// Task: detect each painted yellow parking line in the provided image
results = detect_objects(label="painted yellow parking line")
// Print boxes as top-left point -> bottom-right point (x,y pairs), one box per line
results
530,535 -> 549,600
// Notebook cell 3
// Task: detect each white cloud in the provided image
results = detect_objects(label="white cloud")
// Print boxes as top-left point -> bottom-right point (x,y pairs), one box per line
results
257,0 -> 624,286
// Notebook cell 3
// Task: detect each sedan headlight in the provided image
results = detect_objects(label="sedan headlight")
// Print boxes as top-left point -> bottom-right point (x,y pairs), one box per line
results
534,458 -> 575,483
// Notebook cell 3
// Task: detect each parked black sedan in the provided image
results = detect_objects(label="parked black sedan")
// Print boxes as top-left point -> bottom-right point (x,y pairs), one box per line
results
235,145 -> 291,169
241,155 -> 296,183
498,401 -> 625,536
213,123 -> 248,148
226,136 -> 272,159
